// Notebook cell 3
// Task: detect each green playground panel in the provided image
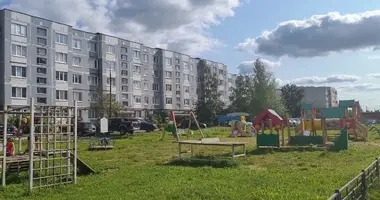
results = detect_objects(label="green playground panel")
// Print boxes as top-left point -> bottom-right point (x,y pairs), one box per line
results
301,103 -> 313,110
321,107 -> 346,118
333,128 -> 349,151
257,133 -> 280,148
339,100 -> 356,107
164,124 -> 176,133
288,136 -> 324,146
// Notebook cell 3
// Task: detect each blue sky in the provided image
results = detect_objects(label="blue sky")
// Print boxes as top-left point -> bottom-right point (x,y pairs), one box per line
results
3,0 -> 380,109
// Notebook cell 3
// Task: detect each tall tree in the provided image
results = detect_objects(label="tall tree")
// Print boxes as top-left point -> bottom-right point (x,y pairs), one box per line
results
280,84 -> 304,117
196,60 -> 224,125
229,75 -> 255,114
94,92 -> 124,118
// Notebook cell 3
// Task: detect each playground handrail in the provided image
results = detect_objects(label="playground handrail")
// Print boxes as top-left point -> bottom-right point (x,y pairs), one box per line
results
328,158 -> 380,200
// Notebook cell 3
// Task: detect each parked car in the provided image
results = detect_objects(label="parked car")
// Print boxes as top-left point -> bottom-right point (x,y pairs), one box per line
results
125,118 -> 141,131
0,124 -> 18,137
139,120 -> 158,132
77,121 -> 97,136
108,118 -> 136,135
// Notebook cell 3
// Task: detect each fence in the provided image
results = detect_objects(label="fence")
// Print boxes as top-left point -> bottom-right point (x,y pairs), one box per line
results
328,158 -> 380,200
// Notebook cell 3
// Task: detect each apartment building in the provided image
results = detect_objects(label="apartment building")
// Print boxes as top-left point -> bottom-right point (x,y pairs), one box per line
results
299,86 -> 338,108
0,9 -> 237,120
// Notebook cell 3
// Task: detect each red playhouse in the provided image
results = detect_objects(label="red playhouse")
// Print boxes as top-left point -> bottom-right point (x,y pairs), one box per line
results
254,108 -> 283,132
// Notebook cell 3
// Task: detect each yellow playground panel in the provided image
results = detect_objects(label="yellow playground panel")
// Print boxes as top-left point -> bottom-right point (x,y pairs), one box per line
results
301,119 -> 341,131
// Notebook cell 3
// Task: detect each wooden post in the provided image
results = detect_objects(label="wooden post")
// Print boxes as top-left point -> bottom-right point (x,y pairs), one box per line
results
29,98 -> 35,191
361,169 -> 367,199
300,109 -> 305,133
376,158 -> 380,177
261,121 -> 264,134
2,105 -> 7,187
322,118 -> 327,143
269,119 -> 273,134
281,123 -> 284,146
287,121 -> 291,145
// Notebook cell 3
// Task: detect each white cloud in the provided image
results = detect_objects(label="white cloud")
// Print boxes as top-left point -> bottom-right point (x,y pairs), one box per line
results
236,58 -> 280,74
338,83 -> 380,91
235,10 -> 380,58
7,0 -> 240,56
367,73 -> 380,78
277,75 -> 360,87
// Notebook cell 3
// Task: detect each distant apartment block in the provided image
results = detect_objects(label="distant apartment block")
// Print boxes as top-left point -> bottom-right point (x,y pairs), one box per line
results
0,9 -> 237,121
299,86 -> 338,108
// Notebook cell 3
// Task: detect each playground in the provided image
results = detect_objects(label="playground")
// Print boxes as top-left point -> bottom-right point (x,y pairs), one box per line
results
1,100 -> 380,199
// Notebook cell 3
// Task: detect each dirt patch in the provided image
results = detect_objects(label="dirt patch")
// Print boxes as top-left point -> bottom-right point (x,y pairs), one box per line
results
103,168 -> 120,173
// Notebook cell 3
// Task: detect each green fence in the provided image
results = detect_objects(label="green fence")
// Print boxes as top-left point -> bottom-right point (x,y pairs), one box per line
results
328,158 -> 380,200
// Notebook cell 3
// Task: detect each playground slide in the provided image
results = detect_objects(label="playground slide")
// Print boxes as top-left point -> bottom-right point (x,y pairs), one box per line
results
67,152 -> 96,175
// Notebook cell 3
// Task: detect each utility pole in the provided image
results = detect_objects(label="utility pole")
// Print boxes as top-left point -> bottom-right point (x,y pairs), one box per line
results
109,65 -> 112,119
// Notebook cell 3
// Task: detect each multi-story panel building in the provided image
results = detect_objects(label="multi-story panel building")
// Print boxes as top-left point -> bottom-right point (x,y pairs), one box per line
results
299,86 -> 338,108
0,9 -> 236,121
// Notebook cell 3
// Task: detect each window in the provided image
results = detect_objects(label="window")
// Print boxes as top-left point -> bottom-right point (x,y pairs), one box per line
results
73,39 -> 81,49
37,28 -> 47,36
106,45 -> 115,53
11,23 -> 27,36
176,78 -> 180,83
122,94 -> 128,99
175,65 -> 180,71
88,42 -> 96,52
121,70 -> 128,76
144,96 -> 149,104
37,87 -> 47,94
143,82 -> 148,90
133,81 -> 141,89
122,86 -> 128,92
72,74 -> 82,84
89,109 -> 97,118
11,66 -> 26,78
107,77 -> 116,86
176,91 -> 180,95
166,57 -> 172,65
89,93 -> 97,102
121,62 -> 128,69
165,84 -> 172,91
56,90 -> 68,100
37,47 -> 47,56
176,84 -> 180,90
133,50 -> 140,58
55,33 -> 67,44
55,52 -> 67,63
37,37 -> 47,45
184,99 -> 190,105
184,74 -> 190,81
152,84 -> 159,91
133,65 -> 141,74
37,67 -> 47,74
56,71 -> 68,81
106,61 -> 115,70
88,59 -> 97,69
184,86 -> 190,93
73,92 -> 82,102
153,96 -> 159,105
11,87 -> 26,98
37,77 -> 47,84
184,62 -> 189,70
176,97 -> 181,102
121,54 -> 127,61
154,70 -> 159,78
175,72 -> 181,77
121,78 -> 128,84
88,76 -> 98,85
143,54 -> 148,62
153,56 -> 158,63
134,95 -> 141,103
73,57 -> 82,66
37,97 -> 47,104
219,69 -> 223,75
165,71 -> 172,78
11,44 -> 27,57
144,68 -> 148,76
122,101 -> 129,107
190,64 -> 193,71
175,59 -> 180,64
166,98 -> 172,104
121,47 -> 127,54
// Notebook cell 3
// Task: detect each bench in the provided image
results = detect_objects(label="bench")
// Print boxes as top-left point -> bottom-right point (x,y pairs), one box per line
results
175,138 -> 248,159
7,161 -> 29,174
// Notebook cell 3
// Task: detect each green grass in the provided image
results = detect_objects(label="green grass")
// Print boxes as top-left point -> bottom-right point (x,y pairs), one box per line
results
1,127 -> 380,200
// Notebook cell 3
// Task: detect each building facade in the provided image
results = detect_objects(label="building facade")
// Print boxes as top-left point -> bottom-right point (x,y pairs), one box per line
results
299,86 -> 338,108
0,9 -> 236,120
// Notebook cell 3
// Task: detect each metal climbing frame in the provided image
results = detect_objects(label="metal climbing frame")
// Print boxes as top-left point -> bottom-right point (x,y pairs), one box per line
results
1,99 -> 78,191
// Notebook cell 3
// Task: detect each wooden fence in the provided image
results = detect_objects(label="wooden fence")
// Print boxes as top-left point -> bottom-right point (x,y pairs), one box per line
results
328,158 -> 380,200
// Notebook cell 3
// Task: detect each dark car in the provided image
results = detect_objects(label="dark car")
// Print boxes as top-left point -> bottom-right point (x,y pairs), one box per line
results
0,124 -> 18,136
108,118 -> 136,135
77,122 -> 97,136
139,120 -> 158,132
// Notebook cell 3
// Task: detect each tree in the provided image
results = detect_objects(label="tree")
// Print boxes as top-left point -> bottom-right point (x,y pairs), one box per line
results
280,84 -> 304,117
196,60 -> 224,125
94,92 -> 124,118
229,58 -> 285,116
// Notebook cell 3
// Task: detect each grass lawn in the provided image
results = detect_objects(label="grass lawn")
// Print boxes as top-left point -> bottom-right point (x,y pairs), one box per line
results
1,127 -> 380,200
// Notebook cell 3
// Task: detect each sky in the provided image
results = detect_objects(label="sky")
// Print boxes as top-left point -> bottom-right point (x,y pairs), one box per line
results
2,0 -> 380,110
